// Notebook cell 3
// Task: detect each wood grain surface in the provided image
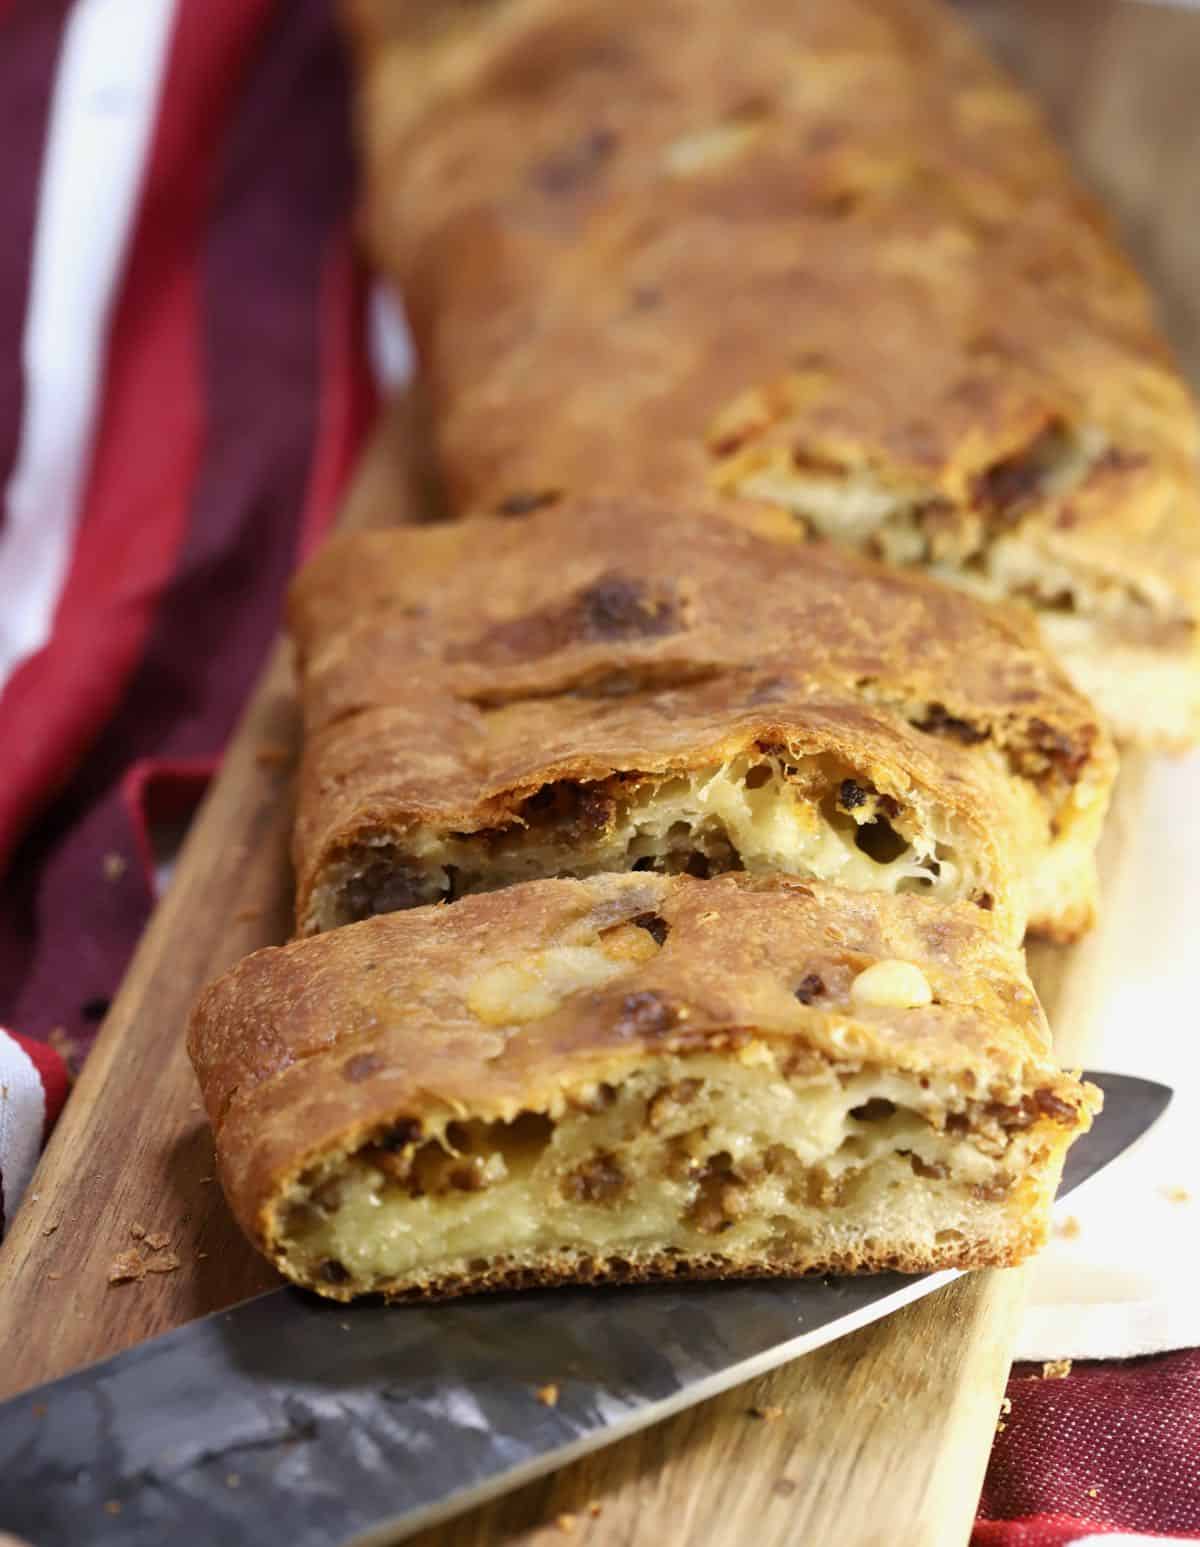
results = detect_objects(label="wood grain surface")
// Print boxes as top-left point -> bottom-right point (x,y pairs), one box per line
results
0,398 -> 421,1389
0,3 -> 1196,1544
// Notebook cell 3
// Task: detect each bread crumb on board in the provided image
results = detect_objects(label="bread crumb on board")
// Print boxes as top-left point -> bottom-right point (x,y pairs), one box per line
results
1041,1359 -> 1073,1380
535,1383 -> 560,1407
108,1250 -> 148,1285
749,1404 -> 784,1421
109,1232 -> 180,1285
103,852 -> 128,882
1055,1215 -> 1082,1239
556,1513 -> 577,1534
1161,1185 -> 1191,1204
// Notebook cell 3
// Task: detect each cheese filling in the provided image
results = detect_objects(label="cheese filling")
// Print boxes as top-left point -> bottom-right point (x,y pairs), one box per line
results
719,421 -> 1189,635
314,752 -> 978,931
276,1053 -> 1062,1292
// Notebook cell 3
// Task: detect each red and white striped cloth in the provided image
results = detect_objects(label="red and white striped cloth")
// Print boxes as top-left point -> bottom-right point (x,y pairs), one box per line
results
0,0 -> 374,1221
0,3 -> 1196,1541
0,1027 -> 68,1237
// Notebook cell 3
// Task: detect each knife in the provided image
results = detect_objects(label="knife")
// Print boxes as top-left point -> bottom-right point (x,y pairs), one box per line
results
0,1070 -> 1170,1547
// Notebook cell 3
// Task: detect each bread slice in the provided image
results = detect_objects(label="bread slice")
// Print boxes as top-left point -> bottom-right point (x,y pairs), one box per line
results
187,872 -> 1098,1301
342,0 -> 1200,744
288,500 -> 1114,944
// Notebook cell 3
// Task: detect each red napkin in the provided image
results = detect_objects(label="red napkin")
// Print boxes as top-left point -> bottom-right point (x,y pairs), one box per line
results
977,1357 -> 1200,1544
0,4 -> 1194,1541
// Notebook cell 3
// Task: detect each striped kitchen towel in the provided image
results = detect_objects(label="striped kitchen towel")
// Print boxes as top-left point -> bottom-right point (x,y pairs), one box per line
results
0,1028 -> 69,1237
0,0 -> 374,1232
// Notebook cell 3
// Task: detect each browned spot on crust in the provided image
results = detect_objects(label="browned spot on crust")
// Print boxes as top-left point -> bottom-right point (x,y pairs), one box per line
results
576,574 -> 680,641
450,573 -> 681,665
613,989 -> 681,1038
794,972 -> 826,1005
495,489 -> 561,517
343,1053 -> 384,1083
629,285 -> 662,311
533,127 -> 617,196
1091,446 -> 1149,478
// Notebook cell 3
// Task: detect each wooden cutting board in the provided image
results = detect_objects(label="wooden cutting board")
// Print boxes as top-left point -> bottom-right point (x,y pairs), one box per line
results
0,2 -> 1196,1542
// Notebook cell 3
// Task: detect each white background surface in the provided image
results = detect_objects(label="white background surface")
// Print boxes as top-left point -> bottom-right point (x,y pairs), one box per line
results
1016,753 -> 1200,1360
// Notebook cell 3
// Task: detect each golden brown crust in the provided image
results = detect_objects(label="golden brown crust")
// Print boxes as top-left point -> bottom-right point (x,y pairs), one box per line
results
287,501 -> 1113,941
303,1235 -> 1045,1305
289,501 -> 1064,738
187,872 -> 1093,1298
342,0 -> 1200,742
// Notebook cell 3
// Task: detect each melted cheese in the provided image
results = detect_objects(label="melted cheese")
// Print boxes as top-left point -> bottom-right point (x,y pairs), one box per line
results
327,754 -> 972,933
280,1058 -> 1020,1289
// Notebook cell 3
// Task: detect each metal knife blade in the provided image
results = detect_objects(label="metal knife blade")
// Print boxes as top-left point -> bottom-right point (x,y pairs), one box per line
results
0,1071 -> 1170,1547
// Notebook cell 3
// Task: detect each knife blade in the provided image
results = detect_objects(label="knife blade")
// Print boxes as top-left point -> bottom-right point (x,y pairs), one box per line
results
0,1071 -> 1170,1547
